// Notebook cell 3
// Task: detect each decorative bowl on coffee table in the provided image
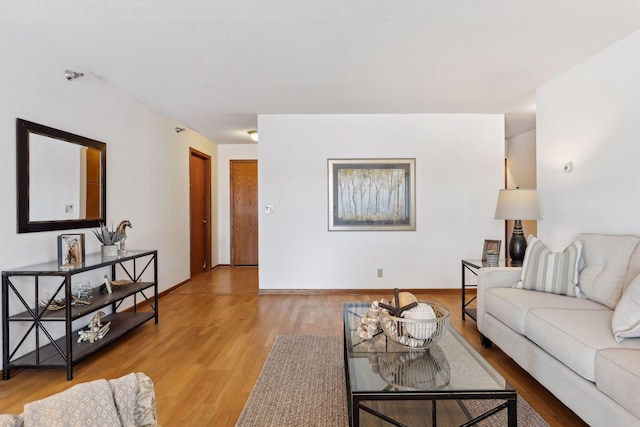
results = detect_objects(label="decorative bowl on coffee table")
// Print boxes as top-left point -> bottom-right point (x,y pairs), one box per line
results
380,301 -> 451,349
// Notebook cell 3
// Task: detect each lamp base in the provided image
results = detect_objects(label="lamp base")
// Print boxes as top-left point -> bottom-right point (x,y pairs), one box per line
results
508,220 -> 527,266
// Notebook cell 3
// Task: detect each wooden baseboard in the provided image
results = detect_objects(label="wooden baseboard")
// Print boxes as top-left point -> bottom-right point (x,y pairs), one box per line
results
258,288 -> 463,295
212,264 -> 230,269
164,278 -> 191,294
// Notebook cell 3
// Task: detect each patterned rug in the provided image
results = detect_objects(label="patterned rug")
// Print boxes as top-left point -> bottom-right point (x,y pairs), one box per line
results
236,335 -> 548,427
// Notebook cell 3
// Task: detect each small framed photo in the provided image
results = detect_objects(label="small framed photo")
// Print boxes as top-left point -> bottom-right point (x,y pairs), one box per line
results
482,239 -> 501,261
58,234 -> 85,268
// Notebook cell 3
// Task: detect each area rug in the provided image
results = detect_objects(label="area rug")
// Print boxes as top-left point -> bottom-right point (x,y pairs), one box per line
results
236,335 -> 548,427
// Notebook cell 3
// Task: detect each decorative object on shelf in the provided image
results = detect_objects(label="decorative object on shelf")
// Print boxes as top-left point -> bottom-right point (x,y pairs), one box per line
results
102,275 -> 113,294
93,220 -> 131,256
380,300 -> 450,349
494,188 -> 540,266
72,282 -> 93,303
77,311 -> 111,344
39,295 -> 66,311
39,293 -> 92,310
93,223 -> 119,256
111,279 -> 133,286
115,220 -> 132,254
57,234 -> 85,268
482,239 -> 501,261
328,158 -> 416,231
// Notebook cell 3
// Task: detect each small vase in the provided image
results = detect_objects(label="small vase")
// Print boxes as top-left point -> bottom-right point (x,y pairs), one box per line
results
101,244 -> 118,257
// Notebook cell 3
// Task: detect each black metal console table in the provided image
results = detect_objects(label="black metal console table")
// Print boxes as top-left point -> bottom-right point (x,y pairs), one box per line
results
2,250 -> 157,380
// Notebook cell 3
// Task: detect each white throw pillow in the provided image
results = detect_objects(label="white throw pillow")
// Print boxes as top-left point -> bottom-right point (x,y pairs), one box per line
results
514,235 -> 582,297
612,273 -> 640,342
576,233 -> 640,309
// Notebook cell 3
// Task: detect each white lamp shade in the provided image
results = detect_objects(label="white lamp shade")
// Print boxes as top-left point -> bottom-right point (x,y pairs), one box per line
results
494,189 -> 540,220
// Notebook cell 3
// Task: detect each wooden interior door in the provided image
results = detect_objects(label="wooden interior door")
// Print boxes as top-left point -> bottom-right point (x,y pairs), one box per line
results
189,149 -> 211,277
231,160 -> 258,266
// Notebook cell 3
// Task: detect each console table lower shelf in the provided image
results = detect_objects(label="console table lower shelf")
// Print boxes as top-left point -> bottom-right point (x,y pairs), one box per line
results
9,312 -> 155,370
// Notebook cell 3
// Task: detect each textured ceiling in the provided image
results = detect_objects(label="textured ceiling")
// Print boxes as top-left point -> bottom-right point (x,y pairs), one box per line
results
1,1 -> 639,144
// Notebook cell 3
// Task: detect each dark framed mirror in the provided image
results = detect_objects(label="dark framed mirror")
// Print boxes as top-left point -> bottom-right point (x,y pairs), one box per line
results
17,118 -> 107,233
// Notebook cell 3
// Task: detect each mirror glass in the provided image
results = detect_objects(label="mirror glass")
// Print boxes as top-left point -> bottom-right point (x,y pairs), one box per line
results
17,119 -> 107,233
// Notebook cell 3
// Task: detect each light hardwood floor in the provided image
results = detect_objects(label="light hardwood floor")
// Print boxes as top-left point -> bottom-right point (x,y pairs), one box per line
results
0,267 -> 587,426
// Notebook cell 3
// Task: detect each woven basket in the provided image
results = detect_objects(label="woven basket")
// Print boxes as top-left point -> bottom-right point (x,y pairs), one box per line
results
380,301 -> 450,349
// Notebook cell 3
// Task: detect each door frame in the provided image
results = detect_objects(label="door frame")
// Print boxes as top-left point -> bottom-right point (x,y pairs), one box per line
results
189,148 -> 212,277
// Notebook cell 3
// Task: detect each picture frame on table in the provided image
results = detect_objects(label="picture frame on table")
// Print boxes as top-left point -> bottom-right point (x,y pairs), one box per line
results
327,158 -> 416,231
58,233 -> 85,268
482,239 -> 501,261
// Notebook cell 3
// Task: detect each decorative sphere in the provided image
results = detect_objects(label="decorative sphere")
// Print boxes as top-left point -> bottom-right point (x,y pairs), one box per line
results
403,303 -> 437,339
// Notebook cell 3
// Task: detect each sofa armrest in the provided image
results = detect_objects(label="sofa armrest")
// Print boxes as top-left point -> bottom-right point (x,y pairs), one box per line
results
477,267 -> 521,333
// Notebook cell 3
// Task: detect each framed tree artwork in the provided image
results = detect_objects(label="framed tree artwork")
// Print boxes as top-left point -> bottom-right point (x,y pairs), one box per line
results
328,158 -> 416,231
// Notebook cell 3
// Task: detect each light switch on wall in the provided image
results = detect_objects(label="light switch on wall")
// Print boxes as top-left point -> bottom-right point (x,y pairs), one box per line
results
264,205 -> 274,214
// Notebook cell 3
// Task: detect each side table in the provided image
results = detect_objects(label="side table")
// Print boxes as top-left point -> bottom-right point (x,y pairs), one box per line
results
461,259 -> 509,321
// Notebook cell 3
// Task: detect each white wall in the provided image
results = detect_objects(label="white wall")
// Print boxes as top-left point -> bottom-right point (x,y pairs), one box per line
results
506,128 -> 536,189
506,127 -> 537,242
258,114 -> 505,290
217,144 -> 258,265
0,29 -> 217,361
537,29 -> 640,249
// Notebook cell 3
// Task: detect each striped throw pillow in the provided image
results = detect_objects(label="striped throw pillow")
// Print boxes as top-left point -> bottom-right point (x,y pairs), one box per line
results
514,236 -> 583,296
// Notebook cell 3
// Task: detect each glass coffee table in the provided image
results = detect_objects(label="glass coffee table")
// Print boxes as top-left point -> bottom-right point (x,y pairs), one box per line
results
344,303 -> 516,426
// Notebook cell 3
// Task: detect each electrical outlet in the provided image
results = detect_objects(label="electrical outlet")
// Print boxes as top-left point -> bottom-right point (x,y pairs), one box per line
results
377,268 -> 383,278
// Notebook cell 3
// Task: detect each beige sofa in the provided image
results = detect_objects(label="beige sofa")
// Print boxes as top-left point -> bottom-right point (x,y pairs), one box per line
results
477,233 -> 640,427
0,372 -> 159,427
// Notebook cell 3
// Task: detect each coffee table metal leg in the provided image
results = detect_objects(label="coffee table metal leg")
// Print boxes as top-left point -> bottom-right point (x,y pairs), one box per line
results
351,396 -> 358,427
508,396 -> 517,426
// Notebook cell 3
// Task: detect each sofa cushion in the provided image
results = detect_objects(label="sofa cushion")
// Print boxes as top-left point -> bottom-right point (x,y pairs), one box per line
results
485,287 -> 607,335
612,273 -> 640,342
515,236 -> 582,296
24,378 -> 122,427
524,308 -> 640,382
576,233 -> 640,309
596,348 -> 640,419
0,414 -> 22,427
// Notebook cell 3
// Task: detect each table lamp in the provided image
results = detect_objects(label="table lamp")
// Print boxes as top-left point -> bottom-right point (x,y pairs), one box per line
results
494,189 -> 540,266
